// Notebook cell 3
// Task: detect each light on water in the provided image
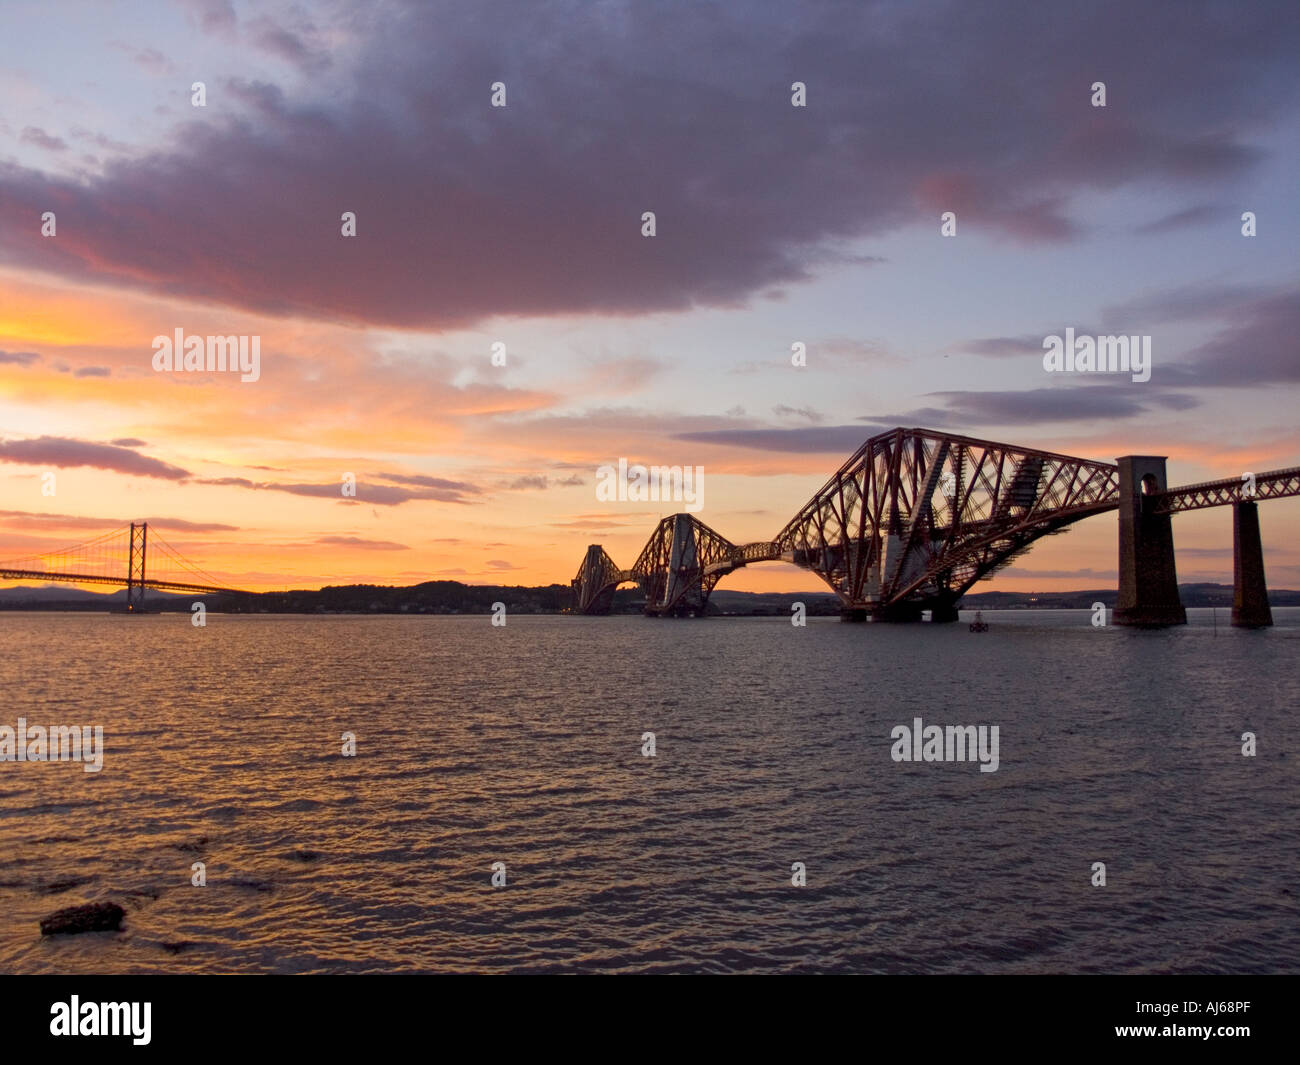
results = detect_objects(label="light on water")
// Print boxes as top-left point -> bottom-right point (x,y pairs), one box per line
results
1,609 -> 1296,974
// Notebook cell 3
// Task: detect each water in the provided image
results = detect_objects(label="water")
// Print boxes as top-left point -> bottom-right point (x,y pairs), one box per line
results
1,609 -> 1296,973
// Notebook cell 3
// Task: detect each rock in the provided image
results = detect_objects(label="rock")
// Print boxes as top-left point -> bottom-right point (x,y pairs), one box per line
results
39,901 -> 125,936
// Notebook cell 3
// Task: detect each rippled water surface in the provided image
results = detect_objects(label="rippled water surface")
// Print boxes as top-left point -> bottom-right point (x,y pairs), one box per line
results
1,609 -> 1297,973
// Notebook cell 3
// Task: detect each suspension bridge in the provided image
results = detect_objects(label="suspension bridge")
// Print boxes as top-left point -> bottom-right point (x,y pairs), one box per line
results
0,522 -> 249,611
571,427 -> 1300,628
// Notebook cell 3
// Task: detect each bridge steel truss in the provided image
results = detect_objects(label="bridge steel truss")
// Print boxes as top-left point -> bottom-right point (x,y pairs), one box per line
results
570,427 -> 1125,620
774,428 -> 1122,620
1152,467 -> 1300,514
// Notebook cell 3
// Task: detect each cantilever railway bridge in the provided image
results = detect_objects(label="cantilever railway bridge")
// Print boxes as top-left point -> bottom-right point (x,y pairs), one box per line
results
0,522 -> 247,611
571,427 -> 1300,628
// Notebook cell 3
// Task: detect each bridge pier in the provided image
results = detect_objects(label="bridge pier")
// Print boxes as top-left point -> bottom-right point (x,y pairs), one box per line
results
1232,500 -> 1272,628
1113,456 -> 1186,627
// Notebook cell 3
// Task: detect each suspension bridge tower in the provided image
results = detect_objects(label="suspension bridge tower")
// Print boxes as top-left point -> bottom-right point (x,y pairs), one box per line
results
126,522 -> 148,612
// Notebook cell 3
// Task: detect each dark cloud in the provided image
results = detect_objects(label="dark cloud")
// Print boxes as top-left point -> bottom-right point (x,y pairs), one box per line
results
1179,289 -> 1300,386
1091,282 -> 1300,386
916,386 -> 1200,424
110,437 -> 147,447
0,436 -> 189,479
2,1 -> 1295,328
506,475 -> 548,490
73,366 -> 111,378
0,350 -> 40,366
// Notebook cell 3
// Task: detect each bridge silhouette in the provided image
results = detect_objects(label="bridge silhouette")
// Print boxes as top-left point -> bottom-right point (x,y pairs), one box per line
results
0,522 -> 247,611
571,427 -> 1300,628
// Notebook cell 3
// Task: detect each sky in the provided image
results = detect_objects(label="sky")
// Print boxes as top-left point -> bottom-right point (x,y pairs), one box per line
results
1,0 -> 1298,595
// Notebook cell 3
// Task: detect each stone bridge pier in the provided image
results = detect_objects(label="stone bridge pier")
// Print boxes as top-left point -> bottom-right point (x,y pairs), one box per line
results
1114,456 -> 1187,627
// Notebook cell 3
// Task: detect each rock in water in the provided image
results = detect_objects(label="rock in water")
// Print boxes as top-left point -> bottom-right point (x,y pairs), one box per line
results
39,901 -> 125,936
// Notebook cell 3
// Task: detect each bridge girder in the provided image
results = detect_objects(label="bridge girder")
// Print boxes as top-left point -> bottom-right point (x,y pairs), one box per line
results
776,428 -> 1120,616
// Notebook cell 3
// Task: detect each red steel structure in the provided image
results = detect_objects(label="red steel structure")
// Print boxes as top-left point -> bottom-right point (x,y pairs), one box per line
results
571,426 -> 1300,626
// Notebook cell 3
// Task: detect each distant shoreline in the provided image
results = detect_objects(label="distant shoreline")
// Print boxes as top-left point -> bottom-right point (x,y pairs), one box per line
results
1,581 -> 1295,615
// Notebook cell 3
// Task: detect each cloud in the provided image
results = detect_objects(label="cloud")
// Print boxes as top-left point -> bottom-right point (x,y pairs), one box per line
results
1,1 -> 1294,328
485,559 -> 520,570
0,436 -> 189,479
179,0 -> 236,35
1134,203 -> 1221,234
1094,282 -> 1300,386
245,15 -> 332,73
506,475 -> 548,490
913,386 -> 1199,424
956,335 -> 1051,358
196,475 -> 478,505
19,127 -> 66,151
0,350 -> 40,366
998,567 -> 1116,580
675,425 -> 889,453
1099,281 -> 1270,329
772,404 -> 823,422
73,366 -> 111,378
1180,289 -> 1300,386
110,43 -> 177,76
0,510 -> 236,533
374,471 -> 482,493
316,535 -> 409,550
110,437 -> 147,447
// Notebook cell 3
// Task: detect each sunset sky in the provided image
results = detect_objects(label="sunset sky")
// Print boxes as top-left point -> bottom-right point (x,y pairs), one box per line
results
1,0 -> 1298,595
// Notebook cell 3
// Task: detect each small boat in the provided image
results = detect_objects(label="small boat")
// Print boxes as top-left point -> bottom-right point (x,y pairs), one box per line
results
969,610 -> 989,633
